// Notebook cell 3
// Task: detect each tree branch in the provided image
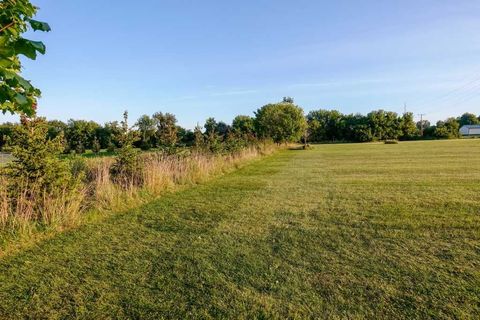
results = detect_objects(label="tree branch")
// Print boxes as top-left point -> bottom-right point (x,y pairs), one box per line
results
0,21 -> 15,34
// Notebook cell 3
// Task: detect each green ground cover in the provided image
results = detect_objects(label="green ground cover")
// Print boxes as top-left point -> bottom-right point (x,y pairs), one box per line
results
0,140 -> 479,319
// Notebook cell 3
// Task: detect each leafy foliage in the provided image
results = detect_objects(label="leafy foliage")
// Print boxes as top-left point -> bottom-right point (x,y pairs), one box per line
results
176,126 -> 195,147
416,120 -> 431,133
135,114 -> 155,150
110,112 -> 142,186
1,117 -> 80,216
153,112 -> 178,148
3,118 -> 69,190
366,110 -> 403,140
307,109 -> 344,141
92,136 -> 101,154
0,0 -> 50,116
46,120 -> 67,140
65,119 -> 100,154
0,108 -> 472,154
232,115 -> 255,136
457,112 -> 480,127
193,123 -> 204,149
399,112 -> 418,140
204,117 -> 217,136
0,122 -> 16,150
307,110 -> 423,142
434,118 -> 460,139
255,101 -> 307,143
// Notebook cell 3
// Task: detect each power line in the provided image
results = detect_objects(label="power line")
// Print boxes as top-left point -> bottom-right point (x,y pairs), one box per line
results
422,82 -> 480,117
447,89 -> 480,112
416,77 -> 480,112
409,69 -> 480,113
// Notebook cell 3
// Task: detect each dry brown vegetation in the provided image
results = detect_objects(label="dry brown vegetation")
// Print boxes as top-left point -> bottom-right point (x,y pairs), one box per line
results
0,143 -> 277,234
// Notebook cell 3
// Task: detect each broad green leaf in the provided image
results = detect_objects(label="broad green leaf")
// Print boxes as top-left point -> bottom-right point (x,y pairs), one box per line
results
13,38 -> 46,59
29,39 -> 47,54
14,93 -> 28,106
0,0 -> 49,116
0,36 -> 8,47
0,58 -> 15,68
13,38 -> 38,59
28,19 -> 51,32
1,68 -> 17,80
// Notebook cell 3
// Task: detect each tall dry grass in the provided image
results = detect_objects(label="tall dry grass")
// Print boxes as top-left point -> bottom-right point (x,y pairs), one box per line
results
87,143 -> 277,209
0,142 -> 278,233
0,177 -> 86,231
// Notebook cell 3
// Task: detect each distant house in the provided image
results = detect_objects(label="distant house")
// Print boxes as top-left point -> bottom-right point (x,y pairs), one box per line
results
460,125 -> 480,136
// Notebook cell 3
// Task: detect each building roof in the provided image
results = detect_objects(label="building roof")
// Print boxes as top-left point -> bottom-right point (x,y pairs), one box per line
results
460,125 -> 480,129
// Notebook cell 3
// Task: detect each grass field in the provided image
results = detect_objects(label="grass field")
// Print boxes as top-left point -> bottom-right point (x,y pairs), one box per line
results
0,140 -> 479,319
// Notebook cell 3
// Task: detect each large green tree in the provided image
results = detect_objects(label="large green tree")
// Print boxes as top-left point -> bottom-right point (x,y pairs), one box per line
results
0,122 -> 16,150
153,112 -> 178,147
367,110 -> 403,140
3,118 -> 75,201
232,115 -> 255,136
434,118 -> 460,139
65,120 -> 101,154
343,113 -> 373,142
458,113 -> 479,127
0,0 -> 50,116
135,114 -> 155,149
307,109 -> 344,141
102,121 -> 123,149
204,117 -> 217,136
193,123 -> 204,149
255,101 -> 307,144
203,117 -> 222,153
46,120 -> 67,140
399,112 -> 419,140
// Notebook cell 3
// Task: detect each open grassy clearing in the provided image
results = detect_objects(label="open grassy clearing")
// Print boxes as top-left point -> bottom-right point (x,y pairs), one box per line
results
0,139 -> 479,318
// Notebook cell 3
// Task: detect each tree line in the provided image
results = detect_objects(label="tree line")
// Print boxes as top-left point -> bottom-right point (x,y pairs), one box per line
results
306,110 -> 479,142
1,102 -> 477,153
0,112 -> 252,154
0,97 -> 305,153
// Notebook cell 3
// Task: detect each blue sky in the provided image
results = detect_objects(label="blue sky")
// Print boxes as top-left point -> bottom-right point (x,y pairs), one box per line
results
3,0 -> 480,128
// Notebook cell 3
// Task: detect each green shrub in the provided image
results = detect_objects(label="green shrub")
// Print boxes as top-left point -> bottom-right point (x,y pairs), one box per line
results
110,143 -> 142,186
92,137 -> 101,154
107,140 -> 116,153
1,117 -> 83,221
206,132 -> 224,154
139,141 -> 152,151
75,142 -> 85,155
110,112 -> 142,187
225,133 -> 248,153
69,156 -> 88,182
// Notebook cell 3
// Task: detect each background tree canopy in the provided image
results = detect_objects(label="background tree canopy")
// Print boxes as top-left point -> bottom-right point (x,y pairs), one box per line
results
0,0 -> 50,116
232,115 -> 255,136
0,101 -> 475,153
255,101 -> 307,144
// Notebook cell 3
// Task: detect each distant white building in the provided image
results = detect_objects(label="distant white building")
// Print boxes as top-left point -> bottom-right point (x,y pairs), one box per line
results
460,125 -> 480,136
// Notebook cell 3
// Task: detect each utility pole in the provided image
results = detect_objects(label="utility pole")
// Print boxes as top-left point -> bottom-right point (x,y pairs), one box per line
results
404,102 -> 407,114
418,113 -> 426,136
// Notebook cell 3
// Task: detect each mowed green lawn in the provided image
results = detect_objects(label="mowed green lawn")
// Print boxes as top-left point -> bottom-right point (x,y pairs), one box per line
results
1,140 -> 479,319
